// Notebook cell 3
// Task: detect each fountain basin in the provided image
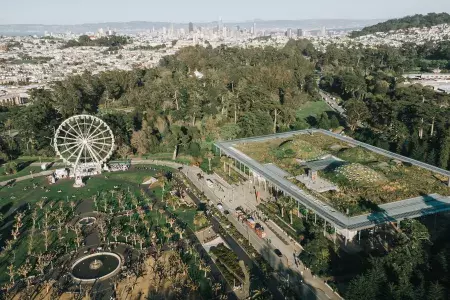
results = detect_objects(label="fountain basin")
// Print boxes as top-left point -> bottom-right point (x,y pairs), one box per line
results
71,252 -> 122,283
78,217 -> 96,226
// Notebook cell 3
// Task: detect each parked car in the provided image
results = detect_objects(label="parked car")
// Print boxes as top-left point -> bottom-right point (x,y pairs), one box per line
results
274,249 -> 283,257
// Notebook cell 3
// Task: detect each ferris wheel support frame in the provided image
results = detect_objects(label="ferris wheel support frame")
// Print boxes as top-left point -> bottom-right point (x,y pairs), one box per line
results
53,114 -> 115,187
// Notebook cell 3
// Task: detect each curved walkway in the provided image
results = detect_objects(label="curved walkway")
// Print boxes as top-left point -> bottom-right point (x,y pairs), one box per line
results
0,170 -> 54,187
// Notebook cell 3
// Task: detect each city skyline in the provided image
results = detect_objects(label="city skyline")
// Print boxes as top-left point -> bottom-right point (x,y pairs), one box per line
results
1,0 -> 450,25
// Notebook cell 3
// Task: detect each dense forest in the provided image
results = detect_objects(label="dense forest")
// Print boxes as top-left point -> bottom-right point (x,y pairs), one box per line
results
350,12 -> 450,37
62,35 -> 131,48
1,38 -> 450,298
2,39 -> 450,167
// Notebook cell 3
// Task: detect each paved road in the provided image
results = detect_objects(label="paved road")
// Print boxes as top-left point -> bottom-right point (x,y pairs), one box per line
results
318,90 -> 346,117
181,168 -> 337,300
179,179 -> 285,300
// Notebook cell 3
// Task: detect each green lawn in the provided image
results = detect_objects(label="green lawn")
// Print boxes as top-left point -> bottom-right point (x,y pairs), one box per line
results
167,206 -> 198,229
0,160 -> 59,182
0,166 -> 172,208
296,100 -> 332,120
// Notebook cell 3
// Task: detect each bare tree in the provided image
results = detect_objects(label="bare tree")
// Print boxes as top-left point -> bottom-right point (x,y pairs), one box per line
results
36,200 -> 45,210
42,228 -> 50,251
97,219 -> 107,242
123,232 -> 131,243
7,263 -> 15,283
137,235 -> 145,250
112,226 -> 121,242
17,260 -> 31,286
69,201 -> 76,213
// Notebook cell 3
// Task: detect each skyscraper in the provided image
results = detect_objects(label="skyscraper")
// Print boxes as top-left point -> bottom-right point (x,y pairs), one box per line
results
321,26 -> 326,36
297,29 -> 304,37
286,28 -> 292,38
189,22 -> 194,33
219,17 -> 223,31
250,22 -> 256,37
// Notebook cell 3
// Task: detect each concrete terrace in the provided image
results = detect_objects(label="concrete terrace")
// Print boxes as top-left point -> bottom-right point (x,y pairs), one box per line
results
214,129 -> 450,236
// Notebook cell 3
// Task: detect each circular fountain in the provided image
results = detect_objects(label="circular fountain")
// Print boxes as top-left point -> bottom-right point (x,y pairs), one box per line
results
77,217 -> 96,226
71,252 -> 122,283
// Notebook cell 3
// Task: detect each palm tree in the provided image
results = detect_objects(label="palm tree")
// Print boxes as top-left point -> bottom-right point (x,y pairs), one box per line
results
203,265 -> 211,277
212,283 -> 222,296
206,151 -> 214,171
189,281 -> 199,294
220,156 -> 227,173
278,198 -> 288,218
286,199 -> 296,225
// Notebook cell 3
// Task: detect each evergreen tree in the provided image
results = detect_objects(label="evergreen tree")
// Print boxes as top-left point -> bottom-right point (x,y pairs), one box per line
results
427,282 -> 445,300
438,131 -> 450,169
317,112 -> 330,129
329,114 -> 340,129
426,149 -> 437,166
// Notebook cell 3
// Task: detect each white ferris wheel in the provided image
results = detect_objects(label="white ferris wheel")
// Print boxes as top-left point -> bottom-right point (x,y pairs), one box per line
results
54,115 -> 115,185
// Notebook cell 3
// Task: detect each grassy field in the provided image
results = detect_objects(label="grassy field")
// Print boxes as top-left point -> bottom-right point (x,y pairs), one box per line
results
0,160 -> 59,182
235,132 -> 450,215
0,166 -> 173,208
296,101 -> 332,120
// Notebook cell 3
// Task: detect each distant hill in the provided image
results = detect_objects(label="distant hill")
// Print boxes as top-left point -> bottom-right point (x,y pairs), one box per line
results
350,12 -> 450,38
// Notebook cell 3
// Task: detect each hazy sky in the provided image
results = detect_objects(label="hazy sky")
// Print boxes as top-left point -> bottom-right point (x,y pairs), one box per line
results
1,0 -> 450,24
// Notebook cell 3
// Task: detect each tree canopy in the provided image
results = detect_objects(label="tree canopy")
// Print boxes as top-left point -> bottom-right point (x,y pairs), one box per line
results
351,12 -> 450,37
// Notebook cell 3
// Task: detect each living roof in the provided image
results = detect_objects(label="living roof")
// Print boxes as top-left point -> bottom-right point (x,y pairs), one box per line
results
215,129 -> 450,230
